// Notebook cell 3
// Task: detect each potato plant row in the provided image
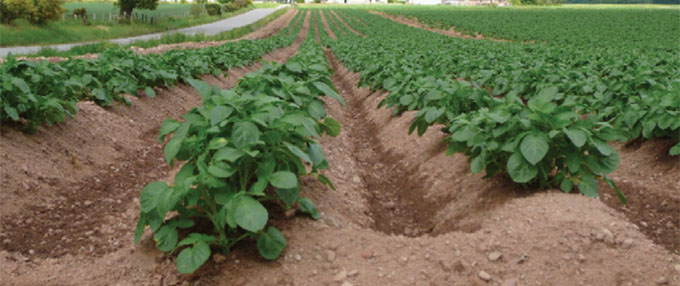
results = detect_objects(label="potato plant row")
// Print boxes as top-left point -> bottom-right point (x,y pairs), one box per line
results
0,11 -> 305,132
134,15 -> 345,274
319,8 -> 679,201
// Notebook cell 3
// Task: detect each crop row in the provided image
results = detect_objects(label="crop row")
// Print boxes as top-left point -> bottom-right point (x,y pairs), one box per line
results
319,8 -> 679,200
134,13 -> 346,274
0,11 -> 304,132
374,6 -> 680,50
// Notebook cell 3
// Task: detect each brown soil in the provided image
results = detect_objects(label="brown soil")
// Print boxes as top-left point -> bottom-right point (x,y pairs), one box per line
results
369,10 -> 510,43
1,9 -> 679,286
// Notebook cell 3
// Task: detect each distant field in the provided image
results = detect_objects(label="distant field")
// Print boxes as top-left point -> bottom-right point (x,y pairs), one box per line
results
374,4 -> 680,49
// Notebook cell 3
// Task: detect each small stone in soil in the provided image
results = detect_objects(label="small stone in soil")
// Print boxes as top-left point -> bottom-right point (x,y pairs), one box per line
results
294,254 -> 302,261
213,254 -> 226,264
362,250 -> 375,259
655,277 -> 669,285
488,251 -> 502,262
333,270 -> 347,282
348,269 -> 359,277
326,250 -> 336,262
478,270 -> 491,282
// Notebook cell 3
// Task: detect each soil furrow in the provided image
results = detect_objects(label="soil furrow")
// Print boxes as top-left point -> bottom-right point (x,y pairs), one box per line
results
369,10 -> 511,43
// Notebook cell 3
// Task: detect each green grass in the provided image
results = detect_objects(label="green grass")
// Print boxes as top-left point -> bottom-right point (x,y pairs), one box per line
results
0,4 -> 255,47
18,7 -> 290,58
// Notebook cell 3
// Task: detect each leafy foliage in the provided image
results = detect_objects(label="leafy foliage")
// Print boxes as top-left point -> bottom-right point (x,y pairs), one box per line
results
135,27 -> 345,274
0,11 -> 305,132
319,7 -> 678,200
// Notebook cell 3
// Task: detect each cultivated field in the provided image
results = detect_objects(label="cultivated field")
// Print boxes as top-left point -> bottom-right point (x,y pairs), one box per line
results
0,5 -> 678,286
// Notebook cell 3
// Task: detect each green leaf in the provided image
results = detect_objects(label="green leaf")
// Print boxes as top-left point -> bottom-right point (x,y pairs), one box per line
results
232,121 -> 260,149
286,62 -> 302,73
158,119 -> 180,143
276,187 -> 299,209
134,212 -> 148,244
3,106 -> 19,121
592,139 -> 615,156
176,241 -> 211,274
520,133 -> 549,165
577,173 -> 599,198
187,78 -> 212,100
563,128 -> 586,148
210,106 -> 233,126
208,165 -> 236,178
249,178 -> 268,196
154,225 -> 178,252
233,196 -> 268,232
452,125 -> 477,142
285,142 -> 312,164
140,181 -> 168,213
507,152 -> 538,183
213,147 -> 244,163
269,171 -> 298,189
323,117 -> 342,137
560,178 -> 573,193
470,154 -> 484,174
299,197 -> 321,220
318,174 -> 336,190
313,81 -> 346,106
670,143 -> 680,156
308,143 -> 326,167
164,137 -> 183,164
308,100 -> 326,120
257,227 -> 286,260
605,175 -> 627,205
144,87 -> 156,98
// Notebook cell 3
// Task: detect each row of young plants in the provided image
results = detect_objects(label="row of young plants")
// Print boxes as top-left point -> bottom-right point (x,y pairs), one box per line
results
134,15 -> 346,274
351,9 -> 680,154
319,8 -> 678,202
0,10 -> 304,132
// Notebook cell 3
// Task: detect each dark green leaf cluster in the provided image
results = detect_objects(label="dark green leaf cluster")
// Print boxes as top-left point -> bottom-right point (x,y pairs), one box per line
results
135,30 -> 344,274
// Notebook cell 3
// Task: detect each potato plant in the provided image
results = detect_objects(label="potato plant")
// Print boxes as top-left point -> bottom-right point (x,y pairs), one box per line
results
135,34 -> 345,274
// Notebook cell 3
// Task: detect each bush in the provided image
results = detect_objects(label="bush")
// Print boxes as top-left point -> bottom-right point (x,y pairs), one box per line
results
1,0 -> 36,24
205,3 -> 221,15
295,0 -> 304,3
72,8 -> 88,24
217,0 -> 233,4
222,2 -> 238,12
0,0 -> 63,24
33,0 -> 65,23
189,3 -> 204,16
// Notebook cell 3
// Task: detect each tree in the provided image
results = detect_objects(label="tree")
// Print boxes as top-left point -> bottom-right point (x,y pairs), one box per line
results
115,0 -> 158,20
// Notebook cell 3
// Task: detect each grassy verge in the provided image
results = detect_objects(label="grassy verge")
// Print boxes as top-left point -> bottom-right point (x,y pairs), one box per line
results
0,5 -> 255,47
17,7 -> 290,58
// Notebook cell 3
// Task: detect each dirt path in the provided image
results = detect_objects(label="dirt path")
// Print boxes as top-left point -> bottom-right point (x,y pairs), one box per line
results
369,10 -> 510,43
0,11 -> 311,286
